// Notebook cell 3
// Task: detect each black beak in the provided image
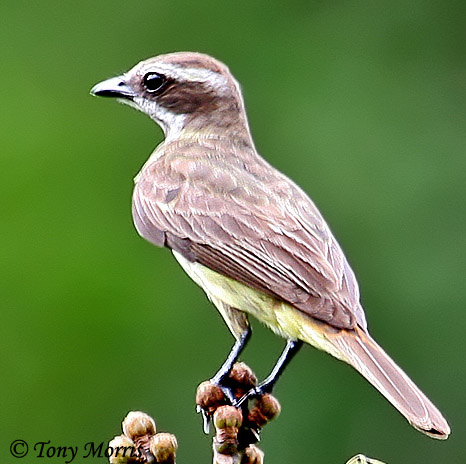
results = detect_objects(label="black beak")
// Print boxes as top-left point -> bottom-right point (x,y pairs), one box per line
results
90,76 -> 136,99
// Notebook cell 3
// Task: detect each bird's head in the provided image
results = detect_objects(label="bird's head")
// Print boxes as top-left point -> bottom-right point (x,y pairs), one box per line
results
91,52 -> 249,141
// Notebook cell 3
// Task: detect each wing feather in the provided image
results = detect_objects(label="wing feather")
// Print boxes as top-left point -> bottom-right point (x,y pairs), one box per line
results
132,142 -> 366,329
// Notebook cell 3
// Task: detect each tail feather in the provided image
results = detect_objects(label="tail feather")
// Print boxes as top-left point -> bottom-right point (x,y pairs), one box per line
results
327,326 -> 450,439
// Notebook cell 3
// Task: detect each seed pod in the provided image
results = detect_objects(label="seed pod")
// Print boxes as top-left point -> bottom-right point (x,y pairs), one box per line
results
248,394 -> 281,427
214,405 -> 243,430
243,445 -> 264,464
122,411 -> 156,440
213,406 -> 243,455
196,380 -> 226,414
149,433 -> 177,463
108,434 -> 137,464
229,363 -> 257,390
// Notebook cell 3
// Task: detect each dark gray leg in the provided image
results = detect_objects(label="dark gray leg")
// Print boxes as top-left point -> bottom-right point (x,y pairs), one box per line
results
237,339 -> 303,405
211,327 -> 252,387
199,328 -> 251,433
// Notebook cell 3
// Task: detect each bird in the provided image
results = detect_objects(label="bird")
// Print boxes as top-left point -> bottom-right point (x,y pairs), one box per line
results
91,51 -> 450,439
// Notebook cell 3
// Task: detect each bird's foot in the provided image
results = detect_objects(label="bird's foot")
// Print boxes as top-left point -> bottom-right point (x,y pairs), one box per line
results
235,380 -> 274,407
210,373 -> 237,405
195,379 -> 229,434
196,381 -> 238,434
196,362 -> 281,452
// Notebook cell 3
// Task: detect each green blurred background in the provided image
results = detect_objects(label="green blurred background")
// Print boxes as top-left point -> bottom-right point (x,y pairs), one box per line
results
2,0 -> 465,462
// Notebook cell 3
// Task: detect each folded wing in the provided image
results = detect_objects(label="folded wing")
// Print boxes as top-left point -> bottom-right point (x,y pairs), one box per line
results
132,142 -> 366,330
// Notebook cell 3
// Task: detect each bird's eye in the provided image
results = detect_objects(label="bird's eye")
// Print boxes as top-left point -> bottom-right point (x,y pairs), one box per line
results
142,72 -> 167,93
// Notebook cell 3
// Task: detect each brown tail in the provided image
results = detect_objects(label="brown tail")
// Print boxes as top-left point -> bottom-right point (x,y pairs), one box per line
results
327,326 -> 450,439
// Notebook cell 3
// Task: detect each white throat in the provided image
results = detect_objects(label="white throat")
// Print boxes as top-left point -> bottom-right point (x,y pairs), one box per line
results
122,96 -> 187,143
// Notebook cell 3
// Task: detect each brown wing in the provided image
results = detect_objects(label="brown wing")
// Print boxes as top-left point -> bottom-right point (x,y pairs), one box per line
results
132,142 -> 366,330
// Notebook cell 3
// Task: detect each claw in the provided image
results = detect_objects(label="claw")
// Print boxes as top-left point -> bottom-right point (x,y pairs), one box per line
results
196,404 -> 211,434
218,384 -> 236,405
236,383 -> 269,407
250,428 -> 261,442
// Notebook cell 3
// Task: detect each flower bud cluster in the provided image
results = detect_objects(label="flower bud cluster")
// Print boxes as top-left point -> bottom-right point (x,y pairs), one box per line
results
196,362 -> 280,464
109,411 -> 177,464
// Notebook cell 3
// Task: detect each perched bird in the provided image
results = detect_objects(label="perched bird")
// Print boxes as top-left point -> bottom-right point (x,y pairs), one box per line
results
91,52 -> 450,439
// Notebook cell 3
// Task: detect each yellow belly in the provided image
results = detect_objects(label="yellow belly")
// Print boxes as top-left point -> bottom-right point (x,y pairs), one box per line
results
172,250 -> 348,363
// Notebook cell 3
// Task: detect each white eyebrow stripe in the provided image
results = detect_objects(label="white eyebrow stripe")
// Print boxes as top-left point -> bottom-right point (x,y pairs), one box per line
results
175,67 -> 231,95
138,63 -> 229,92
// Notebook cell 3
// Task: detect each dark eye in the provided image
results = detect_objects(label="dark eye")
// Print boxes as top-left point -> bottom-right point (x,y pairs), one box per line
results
142,72 -> 167,93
